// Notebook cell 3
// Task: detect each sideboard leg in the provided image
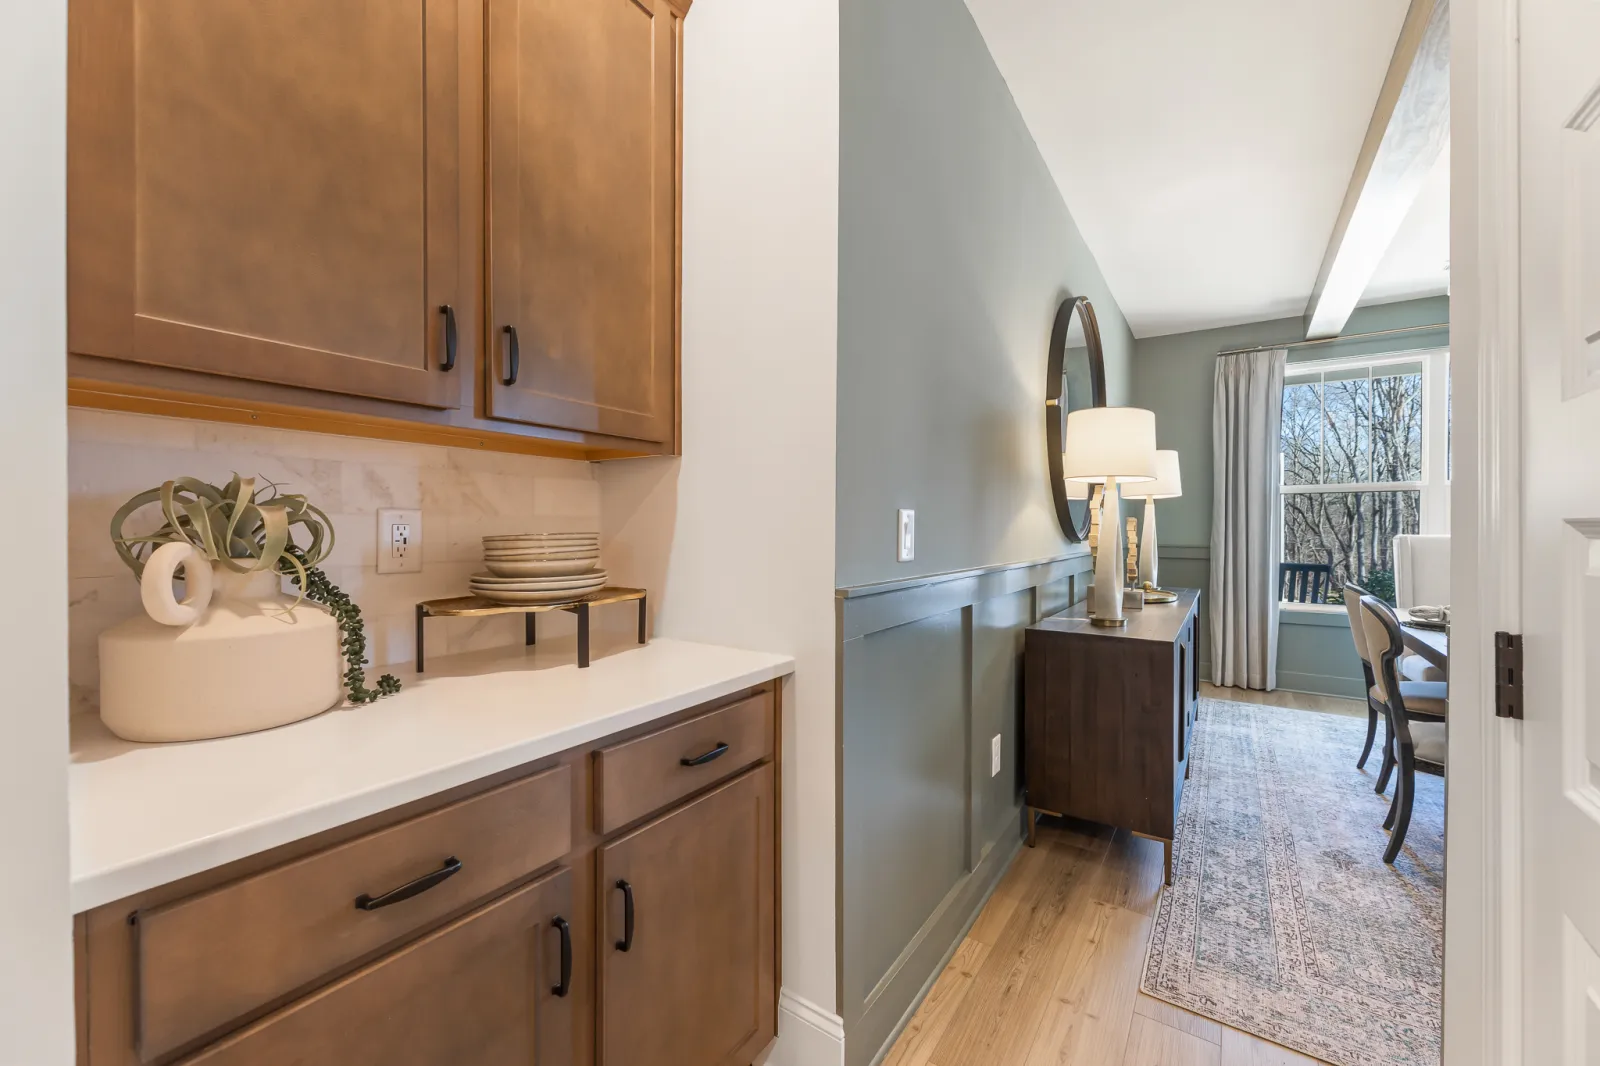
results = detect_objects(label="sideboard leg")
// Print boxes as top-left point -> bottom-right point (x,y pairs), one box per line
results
1025,806 -> 1037,848
1163,840 -> 1173,886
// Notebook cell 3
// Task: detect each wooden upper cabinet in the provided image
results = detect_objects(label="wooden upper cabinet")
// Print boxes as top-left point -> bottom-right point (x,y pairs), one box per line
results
597,766 -> 776,1066
485,0 -> 682,445
68,0 -> 463,409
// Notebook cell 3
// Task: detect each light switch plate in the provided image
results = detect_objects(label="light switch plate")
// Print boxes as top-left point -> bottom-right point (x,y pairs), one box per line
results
377,509 -> 423,574
897,508 -> 915,563
991,734 -> 1002,777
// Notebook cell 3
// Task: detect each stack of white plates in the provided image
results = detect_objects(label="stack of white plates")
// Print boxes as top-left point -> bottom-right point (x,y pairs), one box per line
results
473,533 -> 605,603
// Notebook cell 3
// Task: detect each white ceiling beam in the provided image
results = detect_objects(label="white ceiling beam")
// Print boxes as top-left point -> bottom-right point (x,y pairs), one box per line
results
1304,0 -> 1450,339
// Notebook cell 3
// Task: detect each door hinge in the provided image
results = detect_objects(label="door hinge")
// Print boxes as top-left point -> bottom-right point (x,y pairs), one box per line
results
1494,631 -> 1523,720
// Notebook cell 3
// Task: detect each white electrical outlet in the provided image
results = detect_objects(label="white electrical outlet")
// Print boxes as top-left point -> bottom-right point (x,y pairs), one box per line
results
377,509 -> 423,574
991,734 -> 1002,777
897,508 -> 915,562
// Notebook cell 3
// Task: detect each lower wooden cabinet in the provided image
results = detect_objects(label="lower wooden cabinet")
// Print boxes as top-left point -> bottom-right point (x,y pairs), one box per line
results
180,868 -> 574,1066
75,684 -> 779,1066
598,766 -> 777,1066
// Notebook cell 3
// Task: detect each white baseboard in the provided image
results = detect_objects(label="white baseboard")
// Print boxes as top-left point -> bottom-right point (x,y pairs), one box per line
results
759,988 -> 845,1066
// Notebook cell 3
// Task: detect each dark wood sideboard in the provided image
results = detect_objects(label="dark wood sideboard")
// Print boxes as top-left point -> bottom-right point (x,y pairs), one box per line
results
1022,588 -> 1200,884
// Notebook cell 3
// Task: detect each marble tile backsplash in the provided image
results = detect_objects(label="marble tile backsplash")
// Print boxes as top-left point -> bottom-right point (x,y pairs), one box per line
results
68,410 -> 601,716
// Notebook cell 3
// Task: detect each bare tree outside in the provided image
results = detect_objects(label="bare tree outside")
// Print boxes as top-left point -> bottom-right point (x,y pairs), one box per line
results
1281,362 -> 1424,603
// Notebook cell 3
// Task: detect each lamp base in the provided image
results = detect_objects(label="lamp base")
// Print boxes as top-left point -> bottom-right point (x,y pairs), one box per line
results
1090,616 -> 1129,628
1141,582 -> 1178,604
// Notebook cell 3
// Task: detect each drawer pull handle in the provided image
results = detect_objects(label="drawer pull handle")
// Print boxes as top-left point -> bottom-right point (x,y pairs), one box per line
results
615,879 -> 635,952
680,742 -> 730,768
439,305 -> 458,371
551,916 -> 573,997
502,325 -> 520,385
354,857 -> 462,911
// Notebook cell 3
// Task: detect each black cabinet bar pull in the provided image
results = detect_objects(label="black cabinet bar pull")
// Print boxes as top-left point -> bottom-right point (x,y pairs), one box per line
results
615,879 -> 634,952
551,916 -> 572,997
438,305 -> 457,371
354,857 -> 461,911
680,742 -> 730,767
502,325 -> 520,385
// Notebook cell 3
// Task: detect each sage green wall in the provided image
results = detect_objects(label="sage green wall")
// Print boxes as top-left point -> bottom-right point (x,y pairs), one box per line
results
835,0 -> 1133,590
1131,295 -> 1450,696
834,1 -> 1133,1061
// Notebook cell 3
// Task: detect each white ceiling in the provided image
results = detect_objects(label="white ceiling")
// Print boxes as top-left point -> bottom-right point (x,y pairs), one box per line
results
1359,144 -> 1451,307
963,0 -> 1419,338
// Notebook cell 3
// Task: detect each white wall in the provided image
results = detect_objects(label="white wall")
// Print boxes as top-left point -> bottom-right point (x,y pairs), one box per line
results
0,0 -> 75,1061
596,0 -> 841,1059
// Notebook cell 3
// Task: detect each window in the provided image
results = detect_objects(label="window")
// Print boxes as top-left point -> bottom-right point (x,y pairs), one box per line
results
1279,348 -> 1449,604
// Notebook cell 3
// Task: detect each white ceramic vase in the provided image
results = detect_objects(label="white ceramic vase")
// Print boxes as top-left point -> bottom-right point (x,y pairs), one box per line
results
99,542 -> 344,743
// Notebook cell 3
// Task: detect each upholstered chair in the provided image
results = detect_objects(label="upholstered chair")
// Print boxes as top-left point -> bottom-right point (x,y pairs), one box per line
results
1359,594 -> 1447,864
1393,534 -> 1450,682
1341,583 -> 1385,772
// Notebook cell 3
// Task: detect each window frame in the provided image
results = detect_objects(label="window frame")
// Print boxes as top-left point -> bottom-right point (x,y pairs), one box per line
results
1278,345 -> 1450,610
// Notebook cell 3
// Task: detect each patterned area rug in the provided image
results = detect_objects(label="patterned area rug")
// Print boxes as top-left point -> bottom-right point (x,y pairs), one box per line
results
1142,697 -> 1443,1066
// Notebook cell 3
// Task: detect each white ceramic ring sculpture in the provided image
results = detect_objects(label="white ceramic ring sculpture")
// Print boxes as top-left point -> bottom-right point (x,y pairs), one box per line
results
140,541 -> 215,627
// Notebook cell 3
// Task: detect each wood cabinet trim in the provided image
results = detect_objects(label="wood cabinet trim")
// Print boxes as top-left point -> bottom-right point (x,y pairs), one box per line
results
66,377 -> 660,462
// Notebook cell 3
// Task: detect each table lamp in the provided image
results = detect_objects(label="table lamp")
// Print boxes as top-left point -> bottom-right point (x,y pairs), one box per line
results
1135,450 -> 1182,603
1063,407 -> 1157,627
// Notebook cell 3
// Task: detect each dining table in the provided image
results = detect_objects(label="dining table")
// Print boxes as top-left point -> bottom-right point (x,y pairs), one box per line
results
1398,609 -> 1449,678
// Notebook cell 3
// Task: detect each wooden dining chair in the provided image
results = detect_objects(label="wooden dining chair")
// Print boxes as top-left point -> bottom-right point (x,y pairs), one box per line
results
1341,583 -> 1385,773
1344,583 -> 1447,791
1359,594 -> 1447,864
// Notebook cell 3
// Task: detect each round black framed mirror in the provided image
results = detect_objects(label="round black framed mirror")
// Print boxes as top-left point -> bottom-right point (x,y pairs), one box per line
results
1045,296 -> 1108,541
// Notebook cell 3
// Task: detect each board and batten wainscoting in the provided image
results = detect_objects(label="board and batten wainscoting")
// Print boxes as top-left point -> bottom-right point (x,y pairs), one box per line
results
836,551 -> 1094,1066
1157,543 -> 1366,699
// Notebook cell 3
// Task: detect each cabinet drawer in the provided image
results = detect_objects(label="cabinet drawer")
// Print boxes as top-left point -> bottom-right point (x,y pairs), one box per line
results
594,690 -> 773,834
177,868 -> 574,1066
136,765 -> 572,1060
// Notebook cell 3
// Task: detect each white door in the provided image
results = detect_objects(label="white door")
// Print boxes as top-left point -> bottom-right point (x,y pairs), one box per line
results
1519,1 -> 1600,1062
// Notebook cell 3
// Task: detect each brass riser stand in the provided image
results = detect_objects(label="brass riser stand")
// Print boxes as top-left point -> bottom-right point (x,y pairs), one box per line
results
415,587 -> 647,671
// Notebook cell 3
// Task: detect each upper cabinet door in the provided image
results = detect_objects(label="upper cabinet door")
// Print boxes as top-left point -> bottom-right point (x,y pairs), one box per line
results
68,0 -> 463,409
485,0 -> 682,445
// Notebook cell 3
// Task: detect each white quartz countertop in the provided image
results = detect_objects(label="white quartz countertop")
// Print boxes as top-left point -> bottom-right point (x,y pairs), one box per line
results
70,636 -> 793,914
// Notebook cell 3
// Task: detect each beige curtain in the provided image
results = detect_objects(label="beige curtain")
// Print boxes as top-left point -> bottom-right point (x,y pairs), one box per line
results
1209,348 -> 1286,690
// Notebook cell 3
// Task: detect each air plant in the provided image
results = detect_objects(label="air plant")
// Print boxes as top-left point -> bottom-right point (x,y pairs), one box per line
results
110,474 -> 401,705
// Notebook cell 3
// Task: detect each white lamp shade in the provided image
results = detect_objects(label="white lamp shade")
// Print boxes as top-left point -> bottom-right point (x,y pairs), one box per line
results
1064,478 -> 1091,500
1062,407 -> 1158,483
1138,450 -> 1183,499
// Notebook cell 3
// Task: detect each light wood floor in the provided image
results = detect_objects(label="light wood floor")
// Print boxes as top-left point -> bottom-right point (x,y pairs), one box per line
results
882,685 -> 1347,1066
1200,681 -> 1365,718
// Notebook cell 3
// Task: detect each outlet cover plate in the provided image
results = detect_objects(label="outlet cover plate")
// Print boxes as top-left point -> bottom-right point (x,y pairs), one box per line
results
377,509 -> 423,574
897,508 -> 915,563
991,734 -> 1002,777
